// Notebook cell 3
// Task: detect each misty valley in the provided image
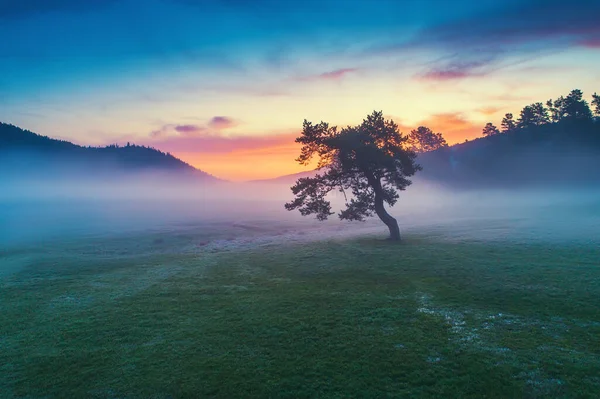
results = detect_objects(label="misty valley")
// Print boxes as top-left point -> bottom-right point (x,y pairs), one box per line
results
3,110 -> 600,397
3,1 -> 600,394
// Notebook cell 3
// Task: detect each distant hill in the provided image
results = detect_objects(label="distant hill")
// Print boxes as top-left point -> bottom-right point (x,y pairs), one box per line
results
0,122 -> 220,182
263,119 -> 600,188
249,170 -> 317,184
418,119 -> 600,188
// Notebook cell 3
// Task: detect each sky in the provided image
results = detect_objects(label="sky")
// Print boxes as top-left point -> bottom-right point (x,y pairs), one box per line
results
1,0 -> 600,181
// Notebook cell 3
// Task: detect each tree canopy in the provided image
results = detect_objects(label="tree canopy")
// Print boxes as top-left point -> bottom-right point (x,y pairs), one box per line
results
285,111 -> 421,241
482,89 -> 597,136
501,113 -> 516,133
592,93 -> 600,118
407,126 -> 448,153
482,122 -> 500,137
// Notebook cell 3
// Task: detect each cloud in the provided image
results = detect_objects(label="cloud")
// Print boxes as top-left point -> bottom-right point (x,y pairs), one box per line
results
580,38 -> 600,48
0,0 -> 118,19
150,124 -> 204,138
372,0 -> 600,78
424,113 -> 483,143
296,68 -> 359,82
478,107 -> 502,116
174,124 -> 206,135
150,117 -> 237,138
318,68 -> 358,81
417,60 -> 491,81
413,0 -> 600,50
208,116 -> 236,130
141,122 -> 308,181
143,112 -> 485,180
397,113 -> 482,145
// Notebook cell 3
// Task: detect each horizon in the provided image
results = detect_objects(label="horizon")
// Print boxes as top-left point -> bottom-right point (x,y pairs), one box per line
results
2,0 -> 600,180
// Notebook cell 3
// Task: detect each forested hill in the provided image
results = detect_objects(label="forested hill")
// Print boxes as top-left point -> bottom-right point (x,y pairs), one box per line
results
0,122 -> 218,181
418,118 -> 600,188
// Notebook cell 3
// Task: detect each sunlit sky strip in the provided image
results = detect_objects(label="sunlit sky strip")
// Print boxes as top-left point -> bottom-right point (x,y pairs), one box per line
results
1,0 -> 599,180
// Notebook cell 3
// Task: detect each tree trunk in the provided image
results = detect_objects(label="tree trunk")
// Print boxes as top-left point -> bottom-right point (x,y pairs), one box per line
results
366,172 -> 402,241
374,192 -> 401,241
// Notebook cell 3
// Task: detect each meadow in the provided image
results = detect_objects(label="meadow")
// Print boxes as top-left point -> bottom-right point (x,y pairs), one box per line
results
1,201 -> 600,398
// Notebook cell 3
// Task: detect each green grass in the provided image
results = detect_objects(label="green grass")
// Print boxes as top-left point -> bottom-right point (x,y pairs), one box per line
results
1,233 -> 600,398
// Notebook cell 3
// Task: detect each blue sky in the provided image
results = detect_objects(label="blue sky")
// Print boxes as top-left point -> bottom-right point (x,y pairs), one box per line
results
1,0 -> 599,179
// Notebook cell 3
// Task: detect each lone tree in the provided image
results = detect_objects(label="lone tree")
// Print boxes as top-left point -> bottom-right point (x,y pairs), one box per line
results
285,111 -> 421,241
407,126 -> 448,153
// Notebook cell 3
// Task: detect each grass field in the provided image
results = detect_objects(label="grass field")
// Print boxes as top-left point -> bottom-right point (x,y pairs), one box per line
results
1,217 -> 599,398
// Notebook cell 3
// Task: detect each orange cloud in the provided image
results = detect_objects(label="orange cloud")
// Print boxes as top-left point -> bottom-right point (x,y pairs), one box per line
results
478,106 -> 501,116
413,113 -> 482,144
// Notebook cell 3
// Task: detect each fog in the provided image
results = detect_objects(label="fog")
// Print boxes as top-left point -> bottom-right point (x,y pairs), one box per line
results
2,173 -> 600,249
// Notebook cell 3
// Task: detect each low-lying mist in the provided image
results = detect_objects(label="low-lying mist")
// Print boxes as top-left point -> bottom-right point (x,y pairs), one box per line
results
3,172 -> 600,249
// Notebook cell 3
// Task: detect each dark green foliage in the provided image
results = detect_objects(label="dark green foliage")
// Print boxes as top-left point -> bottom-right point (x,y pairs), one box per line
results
530,102 -> 550,125
510,90 -> 593,131
516,103 -> 548,128
407,126 -> 448,153
547,98 -> 562,123
285,111 -> 420,239
500,113 -> 516,132
592,92 -> 600,117
549,90 -> 593,122
482,122 -> 500,137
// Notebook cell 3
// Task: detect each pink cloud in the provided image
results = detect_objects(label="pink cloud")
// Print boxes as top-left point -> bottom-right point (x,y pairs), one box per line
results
580,38 -> 600,48
208,116 -> 236,130
175,124 -> 206,134
295,68 -> 359,83
318,68 -> 358,80
417,60 -> 489,81
149,117 -> 235,138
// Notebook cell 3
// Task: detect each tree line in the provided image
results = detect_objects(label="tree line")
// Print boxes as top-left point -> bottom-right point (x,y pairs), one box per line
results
482,89 -> 600,137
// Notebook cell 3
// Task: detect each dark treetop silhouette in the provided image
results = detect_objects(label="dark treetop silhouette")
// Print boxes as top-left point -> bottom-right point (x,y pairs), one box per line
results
285,111 -> 421,241
407,126 -> 448,153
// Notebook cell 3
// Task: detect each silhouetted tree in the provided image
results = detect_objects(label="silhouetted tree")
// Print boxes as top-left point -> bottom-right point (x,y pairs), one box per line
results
482,122 -> 500,137
591,92 -> 600,118
548,90 -> 593,122
285,111 -> 421,241
531,102 -> 550,125
501,113 -> 516,132
407,126 -> 448,153
517,105 -> 538,129
562,89 -> 593,121
547,98 -> 562,123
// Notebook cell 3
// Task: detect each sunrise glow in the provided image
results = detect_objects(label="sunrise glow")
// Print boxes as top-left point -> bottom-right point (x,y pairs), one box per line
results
2,0 -> 599,180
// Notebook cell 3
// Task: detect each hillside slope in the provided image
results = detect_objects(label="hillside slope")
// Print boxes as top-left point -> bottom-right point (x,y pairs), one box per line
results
418,119 -> 600,188
0,123 -> 219,181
